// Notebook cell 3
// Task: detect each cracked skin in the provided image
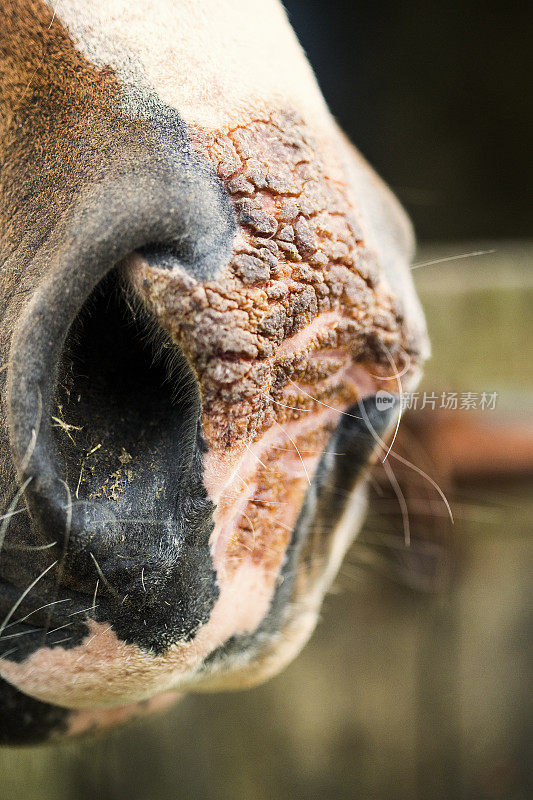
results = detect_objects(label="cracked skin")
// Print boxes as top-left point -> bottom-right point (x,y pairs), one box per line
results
126,110 -> 421,583
129,111 -> 418,447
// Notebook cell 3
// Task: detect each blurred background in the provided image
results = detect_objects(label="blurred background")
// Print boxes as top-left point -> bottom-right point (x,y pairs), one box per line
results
1,1 -> 532,798
287,0 -> 533,242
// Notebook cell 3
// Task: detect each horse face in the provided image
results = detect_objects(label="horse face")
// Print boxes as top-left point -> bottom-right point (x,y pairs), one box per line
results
0,0 -> 428,743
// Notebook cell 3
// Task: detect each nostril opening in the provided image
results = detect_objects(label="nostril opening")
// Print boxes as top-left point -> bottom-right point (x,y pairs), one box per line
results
34,267 -> 204,594
5,258 -> 219,654
55,268 -> 199,487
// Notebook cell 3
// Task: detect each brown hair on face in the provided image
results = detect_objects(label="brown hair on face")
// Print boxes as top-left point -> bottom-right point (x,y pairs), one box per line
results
1,1 -> 139,256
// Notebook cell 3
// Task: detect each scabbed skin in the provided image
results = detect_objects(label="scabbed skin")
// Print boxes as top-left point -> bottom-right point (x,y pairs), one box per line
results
0,0 -> 428,744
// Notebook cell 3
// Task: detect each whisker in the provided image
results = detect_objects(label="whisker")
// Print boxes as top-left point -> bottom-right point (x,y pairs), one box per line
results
0,476 -> 32,554
5,597 -> 71,630
46,620 -> 78,636
244,440 -> 268,471
5,540 -> 58,552
216,467 -> 253,509
0,647 -> 18,659
370,348 -> 413,381
0,627 -> 43,641
0,508 -> 25,523
0,560 -> 58,638
389,452 -> 453,523
380,347 -> 403,463
357,399 -> 454,523
287,380 -> 363,420
262,394 -> 312,414
229,534 -> 252,552
273,421 -> 310,486
19,387 -> 43,475
382,461 -> 410,546
73,626 -> 112,665
234,473 -> 250,492
89,552 -> 120,599
275,520 -> 294,532
272,445 -> 338,456
67,604 -> 99,619
410,248 -> 496,271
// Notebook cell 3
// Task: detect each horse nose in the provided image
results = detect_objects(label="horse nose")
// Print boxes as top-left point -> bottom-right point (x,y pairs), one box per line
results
3,161 -> 235,646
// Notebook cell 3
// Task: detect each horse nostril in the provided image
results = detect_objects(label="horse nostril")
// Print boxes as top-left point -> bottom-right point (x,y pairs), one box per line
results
3,161 -> 234,652
3,266 -> 219,656
58,270 -> 205,534
52,267 -> 201,553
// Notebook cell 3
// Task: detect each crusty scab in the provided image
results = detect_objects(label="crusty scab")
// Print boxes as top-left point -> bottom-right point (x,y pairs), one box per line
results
128,109 -> 420,593
130,110 -> 418,454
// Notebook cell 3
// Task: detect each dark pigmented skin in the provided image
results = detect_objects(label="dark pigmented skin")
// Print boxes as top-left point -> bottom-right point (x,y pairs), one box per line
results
0,676 -> 69,746
4,163 -> 231,655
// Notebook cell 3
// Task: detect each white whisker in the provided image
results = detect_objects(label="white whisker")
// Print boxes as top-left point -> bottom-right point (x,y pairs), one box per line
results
358,399 -> 454,523
19,387 -> 42,475
5,597 -> 71,630
382,460 -> 410,547
0,628 -> 42,641
287,380 -> 363,421
0,477 -> 32,553
0,560 -> 58,638
261,393 -> 312,414
381,347 -> 403,463
244,440 -> 268,471
5,540 -> 58,552
410,249 -> 495,271
273,420 -> 310,486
